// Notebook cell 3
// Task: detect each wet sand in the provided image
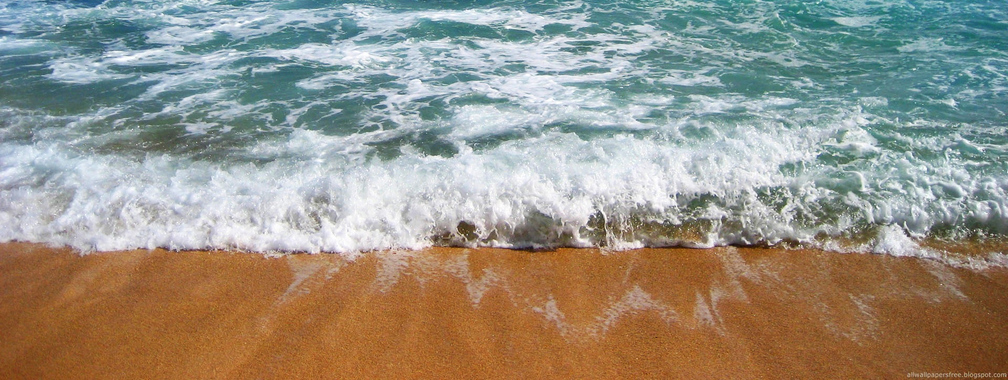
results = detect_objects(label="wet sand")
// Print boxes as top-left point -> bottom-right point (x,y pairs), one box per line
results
1,242 -> 1007,378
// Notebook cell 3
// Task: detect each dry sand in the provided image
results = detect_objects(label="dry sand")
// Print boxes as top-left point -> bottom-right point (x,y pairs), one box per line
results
1,241 -> 1007,378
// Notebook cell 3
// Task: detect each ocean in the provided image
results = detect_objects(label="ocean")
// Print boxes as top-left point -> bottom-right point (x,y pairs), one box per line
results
0,0 -> 1006,260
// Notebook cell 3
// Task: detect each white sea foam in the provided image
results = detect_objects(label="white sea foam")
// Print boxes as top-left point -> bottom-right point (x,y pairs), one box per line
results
264,44 -> 391,68
47,58 -> 132,84
898,38 -> 963,53
659,69 -> 723,87
2,107 -> 1005,261
145,26 -> 216,45
832,16 -> 883,28
0,124 -> 789,253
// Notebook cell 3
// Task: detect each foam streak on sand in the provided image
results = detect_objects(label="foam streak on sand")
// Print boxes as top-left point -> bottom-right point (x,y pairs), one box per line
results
1,242 -> 1007,378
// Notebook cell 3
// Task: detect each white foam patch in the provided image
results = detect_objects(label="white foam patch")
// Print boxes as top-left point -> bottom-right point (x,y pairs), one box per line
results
898,38 -> 964,53
346,5 -> 591,35
145,26 -> 216,45
264,43 -> 391,68
832,16 -> 883,28
826,126 -> 881,157
660,69 -> 723,87
872,225 -> 933,258
531,286 -> 679,339
0,36 -> 48,53
531,296 -> 570,334
448,105 -> 540,139
433,252 -> 502,306
295,73 -> 358,90
596,285 -> 678,333
103,46 -> 187,66
47,58 -> 132,84
693,291 -> 717,328
373,250 -> 414,292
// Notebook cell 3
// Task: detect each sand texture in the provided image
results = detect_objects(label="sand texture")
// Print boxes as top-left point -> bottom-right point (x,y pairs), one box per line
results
2,242 -> 1007,378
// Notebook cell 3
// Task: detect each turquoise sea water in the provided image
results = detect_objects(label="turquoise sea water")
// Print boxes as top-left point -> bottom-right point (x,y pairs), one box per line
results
0,0 -> 1006,260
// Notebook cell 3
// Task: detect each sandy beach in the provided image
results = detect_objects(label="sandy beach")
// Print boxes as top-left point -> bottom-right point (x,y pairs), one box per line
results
1,242 -> 1007,378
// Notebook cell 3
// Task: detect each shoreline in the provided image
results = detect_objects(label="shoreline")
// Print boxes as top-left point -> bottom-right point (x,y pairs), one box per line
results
2,242 -> 1007,378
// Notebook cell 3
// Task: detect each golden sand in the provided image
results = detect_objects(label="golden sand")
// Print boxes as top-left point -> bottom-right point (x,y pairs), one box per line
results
1,242 -> 1007,378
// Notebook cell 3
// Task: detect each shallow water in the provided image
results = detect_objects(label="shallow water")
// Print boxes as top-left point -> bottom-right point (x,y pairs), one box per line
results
0,0 -> 1006,257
